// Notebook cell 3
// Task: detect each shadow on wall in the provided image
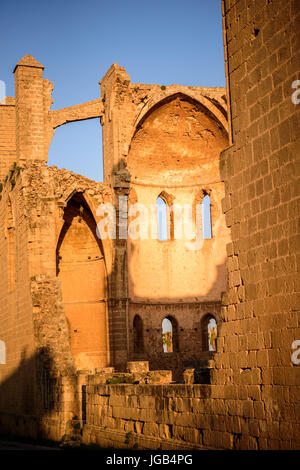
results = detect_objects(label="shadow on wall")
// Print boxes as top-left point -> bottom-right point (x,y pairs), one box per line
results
0,159 -> 130,441
0,157 -> 227,440
0,346 -> 77,441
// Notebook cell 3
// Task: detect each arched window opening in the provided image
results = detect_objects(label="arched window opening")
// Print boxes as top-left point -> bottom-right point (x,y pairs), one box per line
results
156,196 -> 168,241
162,316 -> 179,353
0,340 -> 6,364
202,194 -> 212,239
6,199 -> 15,292
48,118 -> 104,181
202,314 -> 217,352
133,315 -> 144,353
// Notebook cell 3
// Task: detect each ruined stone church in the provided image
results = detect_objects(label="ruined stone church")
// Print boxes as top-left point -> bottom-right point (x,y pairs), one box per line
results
0,0 -> 299,450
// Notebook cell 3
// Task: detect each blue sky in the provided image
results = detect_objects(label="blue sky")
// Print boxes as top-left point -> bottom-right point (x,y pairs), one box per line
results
0,0 -> 225,181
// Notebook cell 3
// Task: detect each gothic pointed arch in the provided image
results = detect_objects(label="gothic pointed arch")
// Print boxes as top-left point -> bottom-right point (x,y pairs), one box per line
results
127,93 -> 228,186
156,191 -> 175,241
56,192 -> 109,370
201,313 -> 218,352
162,315 -> 179,353
132,91 -> 228,136
193,189 -> 214,240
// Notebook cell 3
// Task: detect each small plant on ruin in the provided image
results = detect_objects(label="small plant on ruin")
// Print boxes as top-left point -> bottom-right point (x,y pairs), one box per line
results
106,374 -> 134,384
106,376 -> 124,384
14,165 -> 24,176
162,331 -> 172,350
11,161 -> 23,174
161,85 -> 166,90
102,93 -> 106,103
7,162 -> 24,190
124,431 -> 132,445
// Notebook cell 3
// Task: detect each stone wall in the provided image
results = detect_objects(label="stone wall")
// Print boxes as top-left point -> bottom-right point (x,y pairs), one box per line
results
99,65 -> 230,370
1,52 -> 230,375
82,382 -> 211,450
129,301 -> 220,381
1,0 -> 299,449
0,166 -> 36,422
0,373 -> 80,442
0,161 -> 114,437
212,0 -> 300,449
0,98 -> 16,179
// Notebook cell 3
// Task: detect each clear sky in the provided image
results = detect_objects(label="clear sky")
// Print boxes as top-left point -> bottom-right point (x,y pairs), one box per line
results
0,0 -> 225,181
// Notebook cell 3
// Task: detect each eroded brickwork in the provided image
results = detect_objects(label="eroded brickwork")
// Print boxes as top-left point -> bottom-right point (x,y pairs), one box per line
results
0,52 -> 229,442
0,98 -> 16,179
129,302 -> 221,382
214,0 -> 300,449
0,0 -> 299,449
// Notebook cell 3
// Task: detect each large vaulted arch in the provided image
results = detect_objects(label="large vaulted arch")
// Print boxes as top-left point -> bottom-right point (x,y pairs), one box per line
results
127,92 -> 228,186
56,192 -> 109,370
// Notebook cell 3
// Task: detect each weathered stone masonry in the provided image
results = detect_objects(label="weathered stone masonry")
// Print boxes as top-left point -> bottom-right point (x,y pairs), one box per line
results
0,0 -> 299,450
216,0 -> 300,449
0,49 -> 229,445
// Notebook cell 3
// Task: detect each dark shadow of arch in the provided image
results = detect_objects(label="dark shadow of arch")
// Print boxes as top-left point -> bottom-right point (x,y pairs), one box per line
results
133,315 -> 144,353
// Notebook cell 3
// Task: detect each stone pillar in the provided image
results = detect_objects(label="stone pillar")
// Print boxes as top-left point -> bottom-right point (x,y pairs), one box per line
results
100,63 -> 131,186
0,97 -> 17,179
108,173 -> 131,370
14,55 -> 45,162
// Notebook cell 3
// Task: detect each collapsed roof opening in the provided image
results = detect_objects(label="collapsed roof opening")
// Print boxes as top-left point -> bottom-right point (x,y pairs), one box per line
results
47,118 -> 103,181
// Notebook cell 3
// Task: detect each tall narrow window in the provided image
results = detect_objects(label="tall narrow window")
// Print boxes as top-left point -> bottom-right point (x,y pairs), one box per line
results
202,194 -> 212,239
162,316 -> 179,353
0,340 -> 6,364
156,196 -> 168,241
133,315 -> 144,353
202,314 -> 217,352
207,317 -> 217,351
162,318 -> 173,352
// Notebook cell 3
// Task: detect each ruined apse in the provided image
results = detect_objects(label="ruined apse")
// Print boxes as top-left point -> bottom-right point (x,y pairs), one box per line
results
0,55 -> 229,392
